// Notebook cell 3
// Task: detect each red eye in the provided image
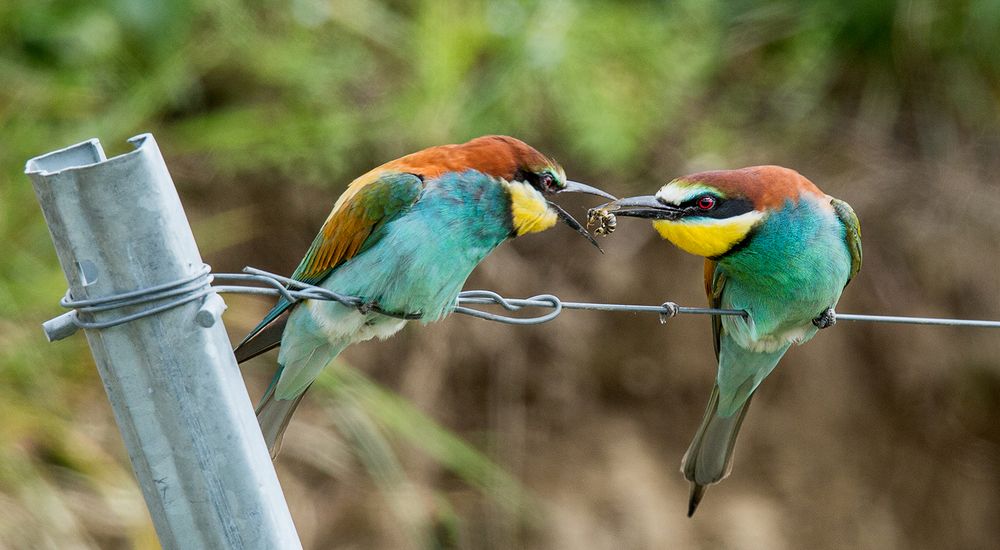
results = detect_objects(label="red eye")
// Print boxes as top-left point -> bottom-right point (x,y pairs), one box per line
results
539,173 -> 555,191
697,196 -> 716,210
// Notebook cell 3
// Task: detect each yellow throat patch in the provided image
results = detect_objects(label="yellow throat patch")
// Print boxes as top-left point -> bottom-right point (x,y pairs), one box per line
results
505,180 -> 557,235
652,211 -> 763,257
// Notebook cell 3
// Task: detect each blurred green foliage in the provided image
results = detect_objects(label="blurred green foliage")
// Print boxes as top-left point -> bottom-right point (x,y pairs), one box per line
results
2,1 -> 999,548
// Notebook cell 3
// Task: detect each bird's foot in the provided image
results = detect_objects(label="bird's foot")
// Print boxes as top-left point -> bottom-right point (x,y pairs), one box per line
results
358,300 -> 379,315
812,307 -> 837,329
659,302 -> 679,324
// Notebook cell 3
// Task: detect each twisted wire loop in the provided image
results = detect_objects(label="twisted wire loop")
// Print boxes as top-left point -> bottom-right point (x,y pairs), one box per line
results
214,268 -> 422,320
58,264 -> 215,331
454,291 -> 563,325
43,264 -> 1000,342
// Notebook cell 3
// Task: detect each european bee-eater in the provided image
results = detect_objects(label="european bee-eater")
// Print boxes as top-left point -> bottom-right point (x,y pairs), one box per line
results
592,166 -> 861,515
235,135 -> 614,457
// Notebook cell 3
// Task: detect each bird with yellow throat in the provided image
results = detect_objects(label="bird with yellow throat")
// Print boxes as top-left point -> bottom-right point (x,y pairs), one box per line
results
591,166 -> 862,515
236,135 -> 614,457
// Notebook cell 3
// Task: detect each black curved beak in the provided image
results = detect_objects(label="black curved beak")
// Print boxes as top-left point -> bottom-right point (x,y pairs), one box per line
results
547,180 -> 617,252
559,180 -> 618,201
590,195 -> 683,220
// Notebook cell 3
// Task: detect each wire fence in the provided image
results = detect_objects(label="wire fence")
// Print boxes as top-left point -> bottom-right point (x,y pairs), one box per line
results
42,265 -> 1000,341
230,267 -> 1000,328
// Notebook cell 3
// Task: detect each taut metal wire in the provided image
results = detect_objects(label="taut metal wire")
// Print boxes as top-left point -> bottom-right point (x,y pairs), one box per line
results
41,264 -> 1000,342
218,267 -> 1000,329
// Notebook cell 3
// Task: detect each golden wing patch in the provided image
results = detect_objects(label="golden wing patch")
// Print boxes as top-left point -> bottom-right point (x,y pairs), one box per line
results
292,171 -> 424,284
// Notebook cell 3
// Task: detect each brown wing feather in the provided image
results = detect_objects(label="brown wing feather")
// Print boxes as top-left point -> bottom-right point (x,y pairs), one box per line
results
234,171 -> 422,360
293,135 -> 552,283
292,171 -> 424,283
236,135 -> 553,361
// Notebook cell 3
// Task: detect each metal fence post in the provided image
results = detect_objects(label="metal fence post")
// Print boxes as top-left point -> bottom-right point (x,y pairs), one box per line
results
25,134 -> 302,549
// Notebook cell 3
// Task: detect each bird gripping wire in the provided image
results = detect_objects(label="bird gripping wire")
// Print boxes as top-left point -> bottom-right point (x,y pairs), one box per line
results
40,264 -> 1000,342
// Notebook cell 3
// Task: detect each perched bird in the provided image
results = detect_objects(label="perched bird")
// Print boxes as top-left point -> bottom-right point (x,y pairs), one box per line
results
592,166 -> 861,516
235,135 -> 614,457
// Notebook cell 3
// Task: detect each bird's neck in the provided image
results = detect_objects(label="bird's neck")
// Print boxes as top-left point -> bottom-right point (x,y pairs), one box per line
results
718,197 -> 838,287
503,180 -> 557,235
421,171 -> 517,248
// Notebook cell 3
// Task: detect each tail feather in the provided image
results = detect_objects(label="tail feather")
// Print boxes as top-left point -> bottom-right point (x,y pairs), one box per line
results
687,484 -> 706,518
256,377 -> 311,459
681,384 -> 754,516
234,316 -> 288,363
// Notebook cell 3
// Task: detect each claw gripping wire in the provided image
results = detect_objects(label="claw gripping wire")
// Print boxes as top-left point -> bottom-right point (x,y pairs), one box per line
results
659,302 -> 679,324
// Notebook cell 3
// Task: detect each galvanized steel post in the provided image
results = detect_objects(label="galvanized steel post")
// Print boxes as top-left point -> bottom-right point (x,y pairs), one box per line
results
26,135 -> 301,549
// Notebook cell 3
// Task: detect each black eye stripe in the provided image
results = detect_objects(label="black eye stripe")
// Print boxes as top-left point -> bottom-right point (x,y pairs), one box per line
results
677,195 -> 714,209
516,169 -> 558,193
678,196 -> 754,219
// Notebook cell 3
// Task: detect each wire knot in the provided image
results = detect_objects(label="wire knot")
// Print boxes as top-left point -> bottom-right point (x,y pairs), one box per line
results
453,291 -> 564,325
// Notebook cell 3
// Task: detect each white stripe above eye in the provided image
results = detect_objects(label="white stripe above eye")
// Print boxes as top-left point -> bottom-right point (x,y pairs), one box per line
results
654,183 -> 718,205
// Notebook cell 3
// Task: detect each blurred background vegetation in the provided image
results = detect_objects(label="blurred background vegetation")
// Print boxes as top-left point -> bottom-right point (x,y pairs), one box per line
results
2,0 -> 999,548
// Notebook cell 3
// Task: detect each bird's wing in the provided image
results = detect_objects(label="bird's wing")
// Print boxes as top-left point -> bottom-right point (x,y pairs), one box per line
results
234,171 -> 424,362
830,197 -> 862,286
704,259 -> 727,360
291,171 -> 425,284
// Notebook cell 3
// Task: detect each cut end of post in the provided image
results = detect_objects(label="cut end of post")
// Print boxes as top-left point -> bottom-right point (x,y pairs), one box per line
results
25,134 -> 158,180
25,138 -> 107,177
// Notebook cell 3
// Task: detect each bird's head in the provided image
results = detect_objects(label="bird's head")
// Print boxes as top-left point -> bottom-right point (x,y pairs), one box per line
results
450,136 -> 616,248
592,166 -> 822,258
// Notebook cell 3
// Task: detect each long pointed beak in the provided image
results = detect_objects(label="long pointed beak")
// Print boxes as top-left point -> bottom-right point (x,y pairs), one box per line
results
559,180 -> 618,201
547,200 -> 603,252
545,181 -> 615,251
590,195 -> 683,220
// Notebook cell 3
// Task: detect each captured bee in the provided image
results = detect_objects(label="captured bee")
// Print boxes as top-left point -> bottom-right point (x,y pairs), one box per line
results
587,207 -> 617,236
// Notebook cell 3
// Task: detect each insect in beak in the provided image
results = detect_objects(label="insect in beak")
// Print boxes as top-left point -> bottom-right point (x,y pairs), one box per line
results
589,195 -> 684,221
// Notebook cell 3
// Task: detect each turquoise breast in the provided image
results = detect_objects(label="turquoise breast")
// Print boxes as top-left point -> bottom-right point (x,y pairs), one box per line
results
719,196 -> 852,340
